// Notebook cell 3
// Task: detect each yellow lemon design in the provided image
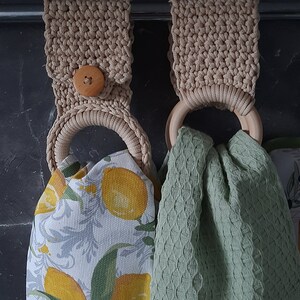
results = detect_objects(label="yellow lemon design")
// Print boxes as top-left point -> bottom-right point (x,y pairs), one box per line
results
101,168 -> 148,220
72,167 -> 88,179
79,184 -> 97,195
44,267 -> 86,300
111,273 -> 151,300
35,170 -> 66,215
38,244 -> 49,255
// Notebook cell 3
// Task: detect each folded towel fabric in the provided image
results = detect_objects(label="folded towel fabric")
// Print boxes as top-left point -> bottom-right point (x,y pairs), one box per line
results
269,147 -> 300,249
152,127 -> 300,300
26,150 -> 155,300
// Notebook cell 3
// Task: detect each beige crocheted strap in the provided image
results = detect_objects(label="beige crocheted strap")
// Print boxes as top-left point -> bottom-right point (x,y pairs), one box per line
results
44,0 -> 133,111
44,0 -> 152,175
170,0 -> 260,116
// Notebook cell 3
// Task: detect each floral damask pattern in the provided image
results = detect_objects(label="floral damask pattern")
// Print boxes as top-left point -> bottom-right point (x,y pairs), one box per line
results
26,150 -> 156,299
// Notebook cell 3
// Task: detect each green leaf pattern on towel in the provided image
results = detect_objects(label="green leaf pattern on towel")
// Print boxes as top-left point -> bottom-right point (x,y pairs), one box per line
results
26,150 -> 156,299
91,244 -> 131,300
28,290 -> 59,300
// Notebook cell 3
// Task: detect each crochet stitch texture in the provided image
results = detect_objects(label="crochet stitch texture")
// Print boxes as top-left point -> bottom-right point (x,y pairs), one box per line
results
44,0 -> 152,174
169,0 -> 260,115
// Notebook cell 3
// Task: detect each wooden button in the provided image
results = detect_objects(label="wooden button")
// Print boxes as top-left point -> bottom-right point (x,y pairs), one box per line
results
73,65 -> 105,97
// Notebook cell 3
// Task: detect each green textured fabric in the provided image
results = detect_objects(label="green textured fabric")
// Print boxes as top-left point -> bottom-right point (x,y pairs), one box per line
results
152,127 -> 300,300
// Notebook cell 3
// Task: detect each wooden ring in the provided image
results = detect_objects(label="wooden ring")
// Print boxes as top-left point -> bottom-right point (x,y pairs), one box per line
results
165,101 -> 263,149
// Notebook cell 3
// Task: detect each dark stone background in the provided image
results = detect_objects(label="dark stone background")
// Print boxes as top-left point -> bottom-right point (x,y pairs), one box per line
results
1,2 -> 300,299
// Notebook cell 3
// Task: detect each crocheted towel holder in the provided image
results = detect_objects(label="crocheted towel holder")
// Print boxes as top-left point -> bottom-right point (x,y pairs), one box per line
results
44,0 -> 152,176
166,0 -> 263,149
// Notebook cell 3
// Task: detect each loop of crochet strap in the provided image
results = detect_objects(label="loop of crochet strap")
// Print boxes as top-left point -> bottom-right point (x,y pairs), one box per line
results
44,0 -> 133,111
170,0 -> 260,112
183,84 -> 254,116
44,0 -> 152,173
47,104 -> 152,176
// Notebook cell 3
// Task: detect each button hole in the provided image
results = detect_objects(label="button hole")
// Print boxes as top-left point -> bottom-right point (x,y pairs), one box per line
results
83,76 -> 93,85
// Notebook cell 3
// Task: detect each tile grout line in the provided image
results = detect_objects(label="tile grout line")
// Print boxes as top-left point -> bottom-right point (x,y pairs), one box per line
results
0,222 -> 32,228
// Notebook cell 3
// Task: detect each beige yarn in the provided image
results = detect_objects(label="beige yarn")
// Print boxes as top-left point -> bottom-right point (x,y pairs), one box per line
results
44,0 -> 152,175
170,0 -> 260,115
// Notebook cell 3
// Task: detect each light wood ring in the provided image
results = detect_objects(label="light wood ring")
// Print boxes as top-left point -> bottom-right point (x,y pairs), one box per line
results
166,101 -> 263,149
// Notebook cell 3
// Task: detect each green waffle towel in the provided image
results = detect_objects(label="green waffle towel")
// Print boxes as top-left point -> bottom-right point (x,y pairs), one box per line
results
152,127 -> 300,300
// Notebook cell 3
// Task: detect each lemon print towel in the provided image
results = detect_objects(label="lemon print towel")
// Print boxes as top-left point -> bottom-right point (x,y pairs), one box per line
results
26,150 -> 156,300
